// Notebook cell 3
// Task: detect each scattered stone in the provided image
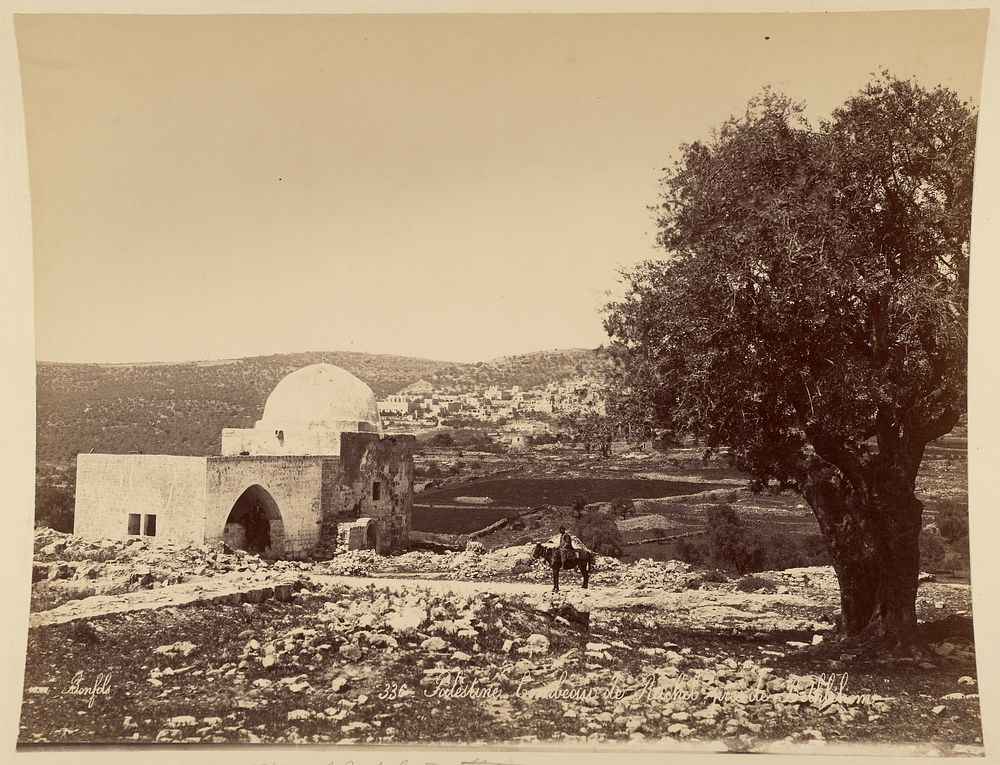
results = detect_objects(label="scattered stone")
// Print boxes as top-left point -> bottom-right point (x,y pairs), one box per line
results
521,634 -> 550,655
339,644 -> 363,661
154,641 -> 198,658
386,607 -> 425,635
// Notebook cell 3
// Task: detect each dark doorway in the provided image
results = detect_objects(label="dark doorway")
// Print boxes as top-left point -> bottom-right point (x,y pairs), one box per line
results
224,485 -> 284,557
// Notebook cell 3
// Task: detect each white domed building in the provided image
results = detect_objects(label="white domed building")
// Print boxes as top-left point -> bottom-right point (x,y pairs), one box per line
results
73,364 -> 415,558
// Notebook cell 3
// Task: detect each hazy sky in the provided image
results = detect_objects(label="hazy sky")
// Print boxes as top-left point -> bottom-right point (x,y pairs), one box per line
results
15,11 -> 988,364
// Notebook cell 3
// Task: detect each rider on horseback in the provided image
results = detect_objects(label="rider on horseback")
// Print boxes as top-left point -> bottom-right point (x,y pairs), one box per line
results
558,526 -> 577,566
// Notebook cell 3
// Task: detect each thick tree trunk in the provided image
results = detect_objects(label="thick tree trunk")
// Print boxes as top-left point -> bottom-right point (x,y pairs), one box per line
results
805,476 -> 924,654
872,494 -> 923,651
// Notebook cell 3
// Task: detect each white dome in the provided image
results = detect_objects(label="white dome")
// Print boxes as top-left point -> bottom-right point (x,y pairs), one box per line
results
260,364 -> 381,430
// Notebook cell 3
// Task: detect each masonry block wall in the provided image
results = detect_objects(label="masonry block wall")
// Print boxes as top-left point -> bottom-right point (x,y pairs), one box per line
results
221,420 -> 381,457
326,432 -> 415,553
74,454 -> 208,545
204,456 -> 326,559
73,434 -> 414,558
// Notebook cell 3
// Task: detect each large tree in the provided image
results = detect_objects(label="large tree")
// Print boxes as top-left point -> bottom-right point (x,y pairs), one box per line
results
604,74 -> 975,652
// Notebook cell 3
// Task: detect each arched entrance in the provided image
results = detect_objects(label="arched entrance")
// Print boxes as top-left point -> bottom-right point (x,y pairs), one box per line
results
223,484 -> 285,557
342,517 -> 378,551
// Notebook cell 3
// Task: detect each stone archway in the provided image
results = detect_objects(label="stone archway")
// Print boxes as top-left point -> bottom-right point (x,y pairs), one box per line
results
223,484 -> 285,558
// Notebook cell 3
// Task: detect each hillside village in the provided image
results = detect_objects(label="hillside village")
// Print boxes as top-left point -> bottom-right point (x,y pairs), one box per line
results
378,374 -> 607,432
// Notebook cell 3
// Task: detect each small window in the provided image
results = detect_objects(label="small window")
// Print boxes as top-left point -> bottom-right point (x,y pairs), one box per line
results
127,513 -> 141,535
144,514 -> 157,537
372,482 -> 381,501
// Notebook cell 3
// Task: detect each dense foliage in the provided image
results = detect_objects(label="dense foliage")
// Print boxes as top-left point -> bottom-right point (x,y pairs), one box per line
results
604,74 -> 976,650
35,484 -> 74,533
677,505 -> 830,573
573,508 -> 624,558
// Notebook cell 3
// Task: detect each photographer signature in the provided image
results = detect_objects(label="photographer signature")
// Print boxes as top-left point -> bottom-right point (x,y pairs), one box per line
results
62,671 -> 112,708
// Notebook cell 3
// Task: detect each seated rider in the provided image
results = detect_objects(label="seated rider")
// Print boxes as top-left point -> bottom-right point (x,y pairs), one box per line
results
558,526 -> 576,564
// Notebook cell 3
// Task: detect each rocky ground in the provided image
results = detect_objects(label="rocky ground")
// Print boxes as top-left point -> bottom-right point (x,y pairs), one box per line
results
19,529 -> 982,754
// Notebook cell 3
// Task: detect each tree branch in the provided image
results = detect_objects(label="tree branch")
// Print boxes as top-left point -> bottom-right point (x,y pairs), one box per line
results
804,424 -> 870,494
910,405 -> 962,446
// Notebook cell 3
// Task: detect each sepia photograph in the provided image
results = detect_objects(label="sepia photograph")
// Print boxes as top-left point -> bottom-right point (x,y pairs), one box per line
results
4,5 -> 997,759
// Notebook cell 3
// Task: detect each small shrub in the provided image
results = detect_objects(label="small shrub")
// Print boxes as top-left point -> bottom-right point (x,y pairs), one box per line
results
920,524 -> 948,571
935,501 -> 969,544
573,509 -> 624,558
798,534 -> 832,566
685,569 -> 729,589
35,485 -> 74,533
609,497 -> 635,520
432,432 -> 455,447
736,575 -> 773,593
765,532 -> 807,570
941,550 -> 969,575
70,619 -> 100,644
705,505 -> 767,574
677,537 -> 706,565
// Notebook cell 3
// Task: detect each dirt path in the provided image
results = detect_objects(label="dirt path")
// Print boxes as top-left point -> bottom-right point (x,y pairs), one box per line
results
28,571 -> 303,628
30,569 -> 831,633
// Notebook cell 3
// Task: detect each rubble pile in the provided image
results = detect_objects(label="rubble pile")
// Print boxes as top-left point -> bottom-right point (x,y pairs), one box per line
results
450,544 -> 546,581
617,558 -> 693,589
331,544 -> 552,582
320,550 -> 377,577
32,529 -> 305,597
758,566 -> 841,591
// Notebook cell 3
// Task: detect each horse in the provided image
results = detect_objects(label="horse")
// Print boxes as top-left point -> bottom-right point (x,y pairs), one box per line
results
532,544 -> 594,592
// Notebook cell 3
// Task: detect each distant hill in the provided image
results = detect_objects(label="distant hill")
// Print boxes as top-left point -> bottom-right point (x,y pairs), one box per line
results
36,348 -> 606,466
424,348 -> 610,392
